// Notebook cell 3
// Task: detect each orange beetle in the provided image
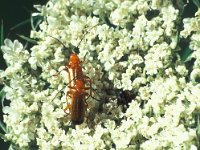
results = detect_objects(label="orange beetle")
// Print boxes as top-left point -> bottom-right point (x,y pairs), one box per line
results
63,53 -> 93,124
49,25 -> 99,124
64,79 -> 90,124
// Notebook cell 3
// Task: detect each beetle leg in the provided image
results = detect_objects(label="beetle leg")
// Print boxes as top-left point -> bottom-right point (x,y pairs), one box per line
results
83,76 -> 92,98
84,93 -> 89,107
65,91 -> 73,114
66,90 -> 73,98
84,75 -> 101,101
53,64 -> 69,77
85,87 -> 101,102
64,103 -> 71,114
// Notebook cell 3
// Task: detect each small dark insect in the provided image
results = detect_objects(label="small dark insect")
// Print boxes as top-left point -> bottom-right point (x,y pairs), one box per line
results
145,9 -> 160,21
117,90 -> 136,112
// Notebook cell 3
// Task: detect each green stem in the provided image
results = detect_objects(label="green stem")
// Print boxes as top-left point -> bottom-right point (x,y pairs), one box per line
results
0,132 -> 7,141
192,0 -> 200,8
10,19 -> 30,31
0,20 -> 3,46
0,119 -> 7,133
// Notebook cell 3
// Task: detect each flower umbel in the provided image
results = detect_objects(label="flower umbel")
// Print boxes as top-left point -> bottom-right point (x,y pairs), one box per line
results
0,0 -> 200,149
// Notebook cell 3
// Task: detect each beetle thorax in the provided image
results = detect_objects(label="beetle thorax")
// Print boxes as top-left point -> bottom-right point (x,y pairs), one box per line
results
69,53 -> 81,67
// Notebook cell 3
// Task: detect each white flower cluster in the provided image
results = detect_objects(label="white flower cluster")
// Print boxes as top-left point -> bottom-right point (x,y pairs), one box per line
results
0,0 -> 200,149
181,9 -> 200,84
1,40 -> 38,148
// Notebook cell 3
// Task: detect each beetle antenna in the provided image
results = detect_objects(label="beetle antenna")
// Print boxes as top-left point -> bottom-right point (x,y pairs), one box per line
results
76,23 -> 99,48
47,34 -> 71,50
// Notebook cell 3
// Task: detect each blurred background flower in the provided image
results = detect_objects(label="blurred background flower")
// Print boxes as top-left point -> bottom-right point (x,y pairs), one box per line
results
1,0 -> 200,149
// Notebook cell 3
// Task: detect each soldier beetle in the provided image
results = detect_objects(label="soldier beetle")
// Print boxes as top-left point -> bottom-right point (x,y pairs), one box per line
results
62,53 -> 94,125
64,79 -> 90,124
49,25 -> 100,124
